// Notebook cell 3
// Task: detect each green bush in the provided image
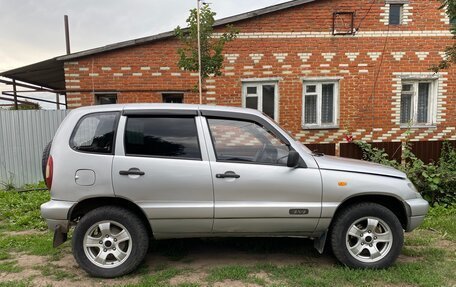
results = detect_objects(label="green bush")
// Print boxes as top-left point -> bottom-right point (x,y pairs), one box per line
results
355,141 -> 456,205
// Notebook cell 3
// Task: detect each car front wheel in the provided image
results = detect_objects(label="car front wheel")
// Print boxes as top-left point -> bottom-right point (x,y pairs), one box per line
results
331,202 -> 403,269
72,206 -> 149,278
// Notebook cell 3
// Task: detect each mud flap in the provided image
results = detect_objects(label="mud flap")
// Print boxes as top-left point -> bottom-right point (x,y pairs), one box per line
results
313,231 -> 327,254
53,225 -> 68,247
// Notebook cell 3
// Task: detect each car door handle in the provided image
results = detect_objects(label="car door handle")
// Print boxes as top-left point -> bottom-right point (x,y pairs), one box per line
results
216,171 -> 240,179
119,168 -> 145,176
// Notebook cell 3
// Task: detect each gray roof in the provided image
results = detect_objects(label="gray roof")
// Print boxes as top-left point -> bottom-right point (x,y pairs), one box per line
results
57,0 -> 316,61
0,57 -> 65,90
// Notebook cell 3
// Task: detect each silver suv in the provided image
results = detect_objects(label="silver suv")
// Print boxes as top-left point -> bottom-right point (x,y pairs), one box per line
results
41,104 -> 429,278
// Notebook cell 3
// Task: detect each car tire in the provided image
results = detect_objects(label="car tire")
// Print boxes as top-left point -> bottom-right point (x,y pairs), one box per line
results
330,202 -> 403,269
72,206 -> 149,278
42,141 -> 52,181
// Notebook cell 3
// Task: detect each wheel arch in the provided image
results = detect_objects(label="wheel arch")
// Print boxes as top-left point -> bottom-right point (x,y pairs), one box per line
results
68,197 -> 153,239
331,194 -> 409,230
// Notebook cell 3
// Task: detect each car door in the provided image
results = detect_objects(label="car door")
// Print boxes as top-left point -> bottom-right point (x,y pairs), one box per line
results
112,110 -> 214,237
202,115 -> 322,234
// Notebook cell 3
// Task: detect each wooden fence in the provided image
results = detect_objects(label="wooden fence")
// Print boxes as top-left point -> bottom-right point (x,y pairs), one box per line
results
310,140 -> 456,164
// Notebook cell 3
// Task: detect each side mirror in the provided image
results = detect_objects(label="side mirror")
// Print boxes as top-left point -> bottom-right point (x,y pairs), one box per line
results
287,150 -> 300,168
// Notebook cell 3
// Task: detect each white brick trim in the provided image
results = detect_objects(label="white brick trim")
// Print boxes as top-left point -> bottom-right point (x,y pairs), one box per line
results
224,54 -> 239,64
249,53 -> 264,64
345,52 -> 359,61
367,52 -> 382,61
322,53 -> 336,62
273,53 -> 288,63
215,30 -> 452,39
297,53 -> 312,62
415,52 -> 429,61
391,52 -> 406,61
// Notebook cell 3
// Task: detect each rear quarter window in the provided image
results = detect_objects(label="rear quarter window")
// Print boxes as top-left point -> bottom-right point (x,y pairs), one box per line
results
70,112 -> 119,154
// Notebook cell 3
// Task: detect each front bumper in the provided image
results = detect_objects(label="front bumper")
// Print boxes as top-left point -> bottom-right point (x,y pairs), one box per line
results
40,200 -> 76,233
404,198 -> 429,232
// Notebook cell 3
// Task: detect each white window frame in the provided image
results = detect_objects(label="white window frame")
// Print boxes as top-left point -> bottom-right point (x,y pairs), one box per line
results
302,78 -> 340,129
242,80 -> 279,122
400,79 -> 437,128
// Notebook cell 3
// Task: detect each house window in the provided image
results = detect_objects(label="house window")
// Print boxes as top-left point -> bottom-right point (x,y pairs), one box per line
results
400,81 -> 435,126
302,81 -> 339,129
389,4 -> 403,25
332,12 -> 355,35
242,82 -> 278,121
95,94 -> 117,105
162,93 -> 184,103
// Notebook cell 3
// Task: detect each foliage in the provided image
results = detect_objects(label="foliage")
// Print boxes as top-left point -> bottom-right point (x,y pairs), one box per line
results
0,187 -> 50,231
431,0 -> 456,72
175,4 -> 238,79
8,101 -> 41,110
0,173 -> 16,191
355,141 -> 456,205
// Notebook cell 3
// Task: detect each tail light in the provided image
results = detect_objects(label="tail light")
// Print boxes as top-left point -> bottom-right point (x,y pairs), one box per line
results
45,156 -> 53,190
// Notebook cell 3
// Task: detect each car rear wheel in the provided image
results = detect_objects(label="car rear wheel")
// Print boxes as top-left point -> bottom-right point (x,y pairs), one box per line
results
331,202 -> 403,269
72,206 -> 149,278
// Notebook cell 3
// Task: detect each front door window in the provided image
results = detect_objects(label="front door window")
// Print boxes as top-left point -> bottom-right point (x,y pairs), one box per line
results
207,118 -> 289,166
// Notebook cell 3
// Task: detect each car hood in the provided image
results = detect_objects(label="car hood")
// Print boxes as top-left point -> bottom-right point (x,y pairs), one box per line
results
313,155 -> 407,179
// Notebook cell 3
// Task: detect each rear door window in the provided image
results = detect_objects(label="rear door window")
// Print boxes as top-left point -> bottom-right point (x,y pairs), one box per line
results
70,112 -> 119,154
124,117 -> 201,160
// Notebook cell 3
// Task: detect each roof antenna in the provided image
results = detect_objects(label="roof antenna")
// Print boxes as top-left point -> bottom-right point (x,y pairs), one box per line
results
64,15 -> 71,55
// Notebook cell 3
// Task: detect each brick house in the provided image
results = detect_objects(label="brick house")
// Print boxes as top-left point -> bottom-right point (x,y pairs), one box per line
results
2,0 -> 455,156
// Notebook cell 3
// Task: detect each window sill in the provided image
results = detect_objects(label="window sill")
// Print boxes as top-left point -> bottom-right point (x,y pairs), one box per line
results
399,125 -> 437,129
302,125 -> 340,130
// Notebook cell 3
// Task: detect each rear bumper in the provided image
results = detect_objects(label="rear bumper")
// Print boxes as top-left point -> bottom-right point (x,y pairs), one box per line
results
404,198 -> 429,232
40,200 -> 76,233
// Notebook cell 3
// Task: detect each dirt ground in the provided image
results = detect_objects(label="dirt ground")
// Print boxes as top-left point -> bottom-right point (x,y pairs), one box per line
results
0,235 -> 433,287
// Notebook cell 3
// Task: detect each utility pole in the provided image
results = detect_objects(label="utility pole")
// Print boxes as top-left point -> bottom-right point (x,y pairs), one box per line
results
64,15 -> 71,55
197,0 -> 203,105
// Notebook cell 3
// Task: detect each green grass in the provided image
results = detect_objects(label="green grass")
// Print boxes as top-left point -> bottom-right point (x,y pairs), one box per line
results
35,264 -> 76,280
0,232 -> 64,258
0,186 -> 50,232
207,265 -> 251,282
0,250 -> 10,260
0,281 -> 32,287
421,205 -> 456,241
0,187 -> 455,286
0,261 -> 22,273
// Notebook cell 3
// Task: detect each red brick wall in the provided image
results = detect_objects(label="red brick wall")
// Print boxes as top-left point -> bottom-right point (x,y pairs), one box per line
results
64,0 -> 456,146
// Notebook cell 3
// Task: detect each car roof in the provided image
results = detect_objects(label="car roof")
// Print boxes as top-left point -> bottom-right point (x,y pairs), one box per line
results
73,103 -> 264,117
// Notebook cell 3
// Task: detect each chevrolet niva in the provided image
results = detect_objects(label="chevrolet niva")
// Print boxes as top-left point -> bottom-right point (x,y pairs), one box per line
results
41,104 -> 429,278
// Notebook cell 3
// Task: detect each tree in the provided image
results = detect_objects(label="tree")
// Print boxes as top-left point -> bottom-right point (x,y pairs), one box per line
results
175,4 -> 238,79
431,0 -> 456,72
8,101 -> 41,110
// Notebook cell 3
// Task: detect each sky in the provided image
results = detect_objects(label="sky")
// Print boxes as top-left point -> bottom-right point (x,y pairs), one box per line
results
0,0 -> 290,109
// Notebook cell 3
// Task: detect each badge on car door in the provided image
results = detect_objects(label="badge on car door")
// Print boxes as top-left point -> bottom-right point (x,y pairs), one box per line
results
289,209 -> 309,215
